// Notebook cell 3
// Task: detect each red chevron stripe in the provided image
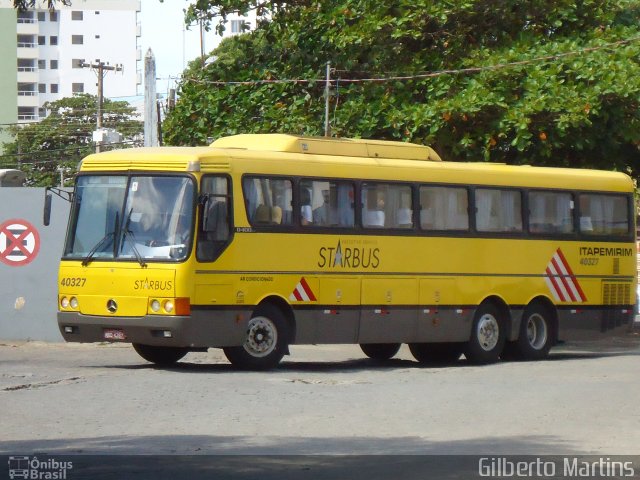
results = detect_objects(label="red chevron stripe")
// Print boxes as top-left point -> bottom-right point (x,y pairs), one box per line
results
299,277 -> 317,301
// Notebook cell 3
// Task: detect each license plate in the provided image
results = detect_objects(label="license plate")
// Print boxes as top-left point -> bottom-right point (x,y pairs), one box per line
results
104,329 -> 126,340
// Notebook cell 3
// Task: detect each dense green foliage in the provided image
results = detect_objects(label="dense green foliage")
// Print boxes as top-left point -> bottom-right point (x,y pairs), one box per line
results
1,95 -> 142,186
165,0 -> 640,176
12,0 -> 69,10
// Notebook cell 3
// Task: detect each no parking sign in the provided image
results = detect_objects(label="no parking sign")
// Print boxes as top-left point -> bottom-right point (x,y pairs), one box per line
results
0,219 -> 41,266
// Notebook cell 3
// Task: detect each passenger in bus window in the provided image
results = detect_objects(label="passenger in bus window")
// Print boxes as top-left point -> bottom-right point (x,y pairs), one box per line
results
301,188 -> 313,225
365,190 -> 386,227
313,190 -> 330,226
338,185 -> 355,226
271,206 -> 283,225
396,193 -> 413,228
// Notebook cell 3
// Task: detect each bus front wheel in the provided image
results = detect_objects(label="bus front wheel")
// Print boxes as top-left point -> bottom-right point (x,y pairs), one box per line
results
132,343 -> 189,366
360,343 -> 401,360
464,304 -> 506,364
224,304 -> 289,370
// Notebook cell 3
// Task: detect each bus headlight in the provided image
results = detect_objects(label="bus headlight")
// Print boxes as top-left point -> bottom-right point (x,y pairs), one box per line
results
148,298 -> 190,315
70,297 -> 79,309
163,300 -> 174,313
60,297 -> 69,309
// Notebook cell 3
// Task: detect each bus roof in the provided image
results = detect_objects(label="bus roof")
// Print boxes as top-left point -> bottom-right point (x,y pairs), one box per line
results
78,135 -> 633,192
210,134 -> 443,162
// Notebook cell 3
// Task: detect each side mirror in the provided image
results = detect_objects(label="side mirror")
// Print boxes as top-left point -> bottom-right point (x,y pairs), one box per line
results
43,189 -> 52,226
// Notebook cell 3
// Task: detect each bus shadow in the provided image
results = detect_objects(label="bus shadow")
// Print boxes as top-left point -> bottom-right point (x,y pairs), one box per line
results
92,347 -> 640,374
98,357 -> 419,374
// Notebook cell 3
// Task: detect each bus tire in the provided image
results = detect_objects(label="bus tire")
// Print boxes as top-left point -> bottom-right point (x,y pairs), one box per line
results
409,342 -> 462,365
223,304 -> 289,370
132,343 -> 189,366
464,303 -> 505,364
360,343 -> 401,360
512,302 -> 554,360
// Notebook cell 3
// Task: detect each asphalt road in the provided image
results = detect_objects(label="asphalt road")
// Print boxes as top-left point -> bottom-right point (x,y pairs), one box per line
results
1,337 -> 640,457
2,338 -> 640,479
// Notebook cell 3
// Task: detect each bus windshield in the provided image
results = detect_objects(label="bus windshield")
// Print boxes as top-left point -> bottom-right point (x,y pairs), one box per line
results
64,175 -> 195,262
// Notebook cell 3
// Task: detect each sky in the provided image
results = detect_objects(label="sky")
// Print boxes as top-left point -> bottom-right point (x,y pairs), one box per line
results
137,0 -> 228,97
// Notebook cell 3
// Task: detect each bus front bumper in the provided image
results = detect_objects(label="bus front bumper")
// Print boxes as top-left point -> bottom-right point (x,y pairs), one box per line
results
57,311 -> 249,348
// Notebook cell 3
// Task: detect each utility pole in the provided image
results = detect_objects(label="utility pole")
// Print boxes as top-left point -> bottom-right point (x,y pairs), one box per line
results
81,60 -> 123,153
144,49 -> 158,147
168,89 -> 176,111
156,100 -> 163,146
199,17 -> 206,68
324,61 -> 331,137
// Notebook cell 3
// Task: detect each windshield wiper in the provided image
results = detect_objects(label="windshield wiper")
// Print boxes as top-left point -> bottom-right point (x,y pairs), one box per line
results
120,208 -> 148,268
81,213 -> 119,267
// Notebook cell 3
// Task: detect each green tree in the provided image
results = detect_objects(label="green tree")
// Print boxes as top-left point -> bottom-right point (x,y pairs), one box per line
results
1,94 -> 142,186
165,0 -> 640,176
12,0 -> 70,10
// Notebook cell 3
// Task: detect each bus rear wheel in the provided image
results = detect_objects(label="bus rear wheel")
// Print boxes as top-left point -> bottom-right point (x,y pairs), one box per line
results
132,343 -> 189,366
223,304 -> 289,370
464,304 -> 506,365
360,343 -> 401,360
508,302 -> 554,360
409,342 -> 462,365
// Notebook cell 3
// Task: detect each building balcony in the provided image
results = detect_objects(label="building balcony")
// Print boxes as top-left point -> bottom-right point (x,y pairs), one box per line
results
17,68 -> 38,83
17,46 -> 38,59
17,92 -> 40,108
17,20 -> 39,35
17,106 -> 39,123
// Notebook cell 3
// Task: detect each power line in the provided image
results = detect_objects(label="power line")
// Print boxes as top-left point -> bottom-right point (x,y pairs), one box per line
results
0,109 -> 141,128
181,35 -> 640,86
2,123 -> 139,134
0,140 -> 140,165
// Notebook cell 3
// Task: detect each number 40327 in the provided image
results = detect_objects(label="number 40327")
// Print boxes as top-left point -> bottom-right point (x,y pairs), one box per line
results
60,277 -> 87,287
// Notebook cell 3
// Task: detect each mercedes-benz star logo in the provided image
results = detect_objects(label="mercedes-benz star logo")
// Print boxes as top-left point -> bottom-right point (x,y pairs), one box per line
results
107,299 -> 118,313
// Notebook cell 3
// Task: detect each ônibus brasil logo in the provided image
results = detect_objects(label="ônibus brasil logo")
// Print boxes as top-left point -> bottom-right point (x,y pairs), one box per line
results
8,456 -> 73,479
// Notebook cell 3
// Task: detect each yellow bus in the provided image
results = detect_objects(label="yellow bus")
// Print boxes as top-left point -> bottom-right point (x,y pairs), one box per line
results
50,134 -> 637,369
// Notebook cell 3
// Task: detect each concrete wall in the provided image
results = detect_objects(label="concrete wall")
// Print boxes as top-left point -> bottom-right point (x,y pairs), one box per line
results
0,188 -> 69,341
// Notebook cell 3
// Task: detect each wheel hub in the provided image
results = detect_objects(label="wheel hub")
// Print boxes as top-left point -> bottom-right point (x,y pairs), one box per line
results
526,313 -> 548,350
477,314 -> 499,351
244,317 -> 277,357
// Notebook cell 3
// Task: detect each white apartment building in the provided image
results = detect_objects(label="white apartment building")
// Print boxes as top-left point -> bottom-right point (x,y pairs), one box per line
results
2,0 -> 140,123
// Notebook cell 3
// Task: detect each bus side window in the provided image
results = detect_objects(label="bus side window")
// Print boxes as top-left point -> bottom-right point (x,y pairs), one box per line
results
244,177 -> 293,226
197,176 -> 231,262
299,180 -> 354,228
529,191 -> 574,234
476,188 -> 522,233
579,193 -> 630,235
420,186 -> 469,231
